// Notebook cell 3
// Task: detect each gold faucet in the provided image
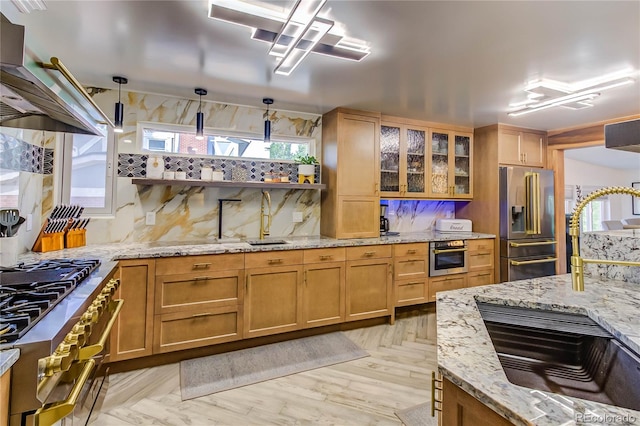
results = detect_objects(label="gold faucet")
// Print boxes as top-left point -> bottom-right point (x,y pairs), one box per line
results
569,186 -> 640,291
259,190 -> 271,240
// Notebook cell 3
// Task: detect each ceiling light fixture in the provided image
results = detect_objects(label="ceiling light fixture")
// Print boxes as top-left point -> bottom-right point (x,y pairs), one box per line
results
112,76 -> 128,133
11,0 -> 46,13
208,0 -> 370,75
195,88 -> 207,140
509,70 -> 636,117
263,97 -> 273,143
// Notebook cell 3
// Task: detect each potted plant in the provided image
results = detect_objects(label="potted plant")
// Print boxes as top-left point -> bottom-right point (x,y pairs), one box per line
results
294,154 -> 318,183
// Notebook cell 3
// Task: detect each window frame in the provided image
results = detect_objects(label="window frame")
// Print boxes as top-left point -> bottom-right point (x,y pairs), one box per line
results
57,127 -> 117,217
135,121 -> 316,162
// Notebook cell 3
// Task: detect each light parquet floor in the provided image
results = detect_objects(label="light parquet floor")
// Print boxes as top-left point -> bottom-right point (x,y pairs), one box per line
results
90,305 -> 438,426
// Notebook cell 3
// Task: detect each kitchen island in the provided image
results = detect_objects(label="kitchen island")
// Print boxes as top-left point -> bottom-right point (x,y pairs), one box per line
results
436,274 -> 640,425
580,228 -> 640,284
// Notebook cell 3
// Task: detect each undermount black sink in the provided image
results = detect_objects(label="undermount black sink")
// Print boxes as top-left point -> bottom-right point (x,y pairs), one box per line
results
246,239 -> 289,246
477,302 -> 640,411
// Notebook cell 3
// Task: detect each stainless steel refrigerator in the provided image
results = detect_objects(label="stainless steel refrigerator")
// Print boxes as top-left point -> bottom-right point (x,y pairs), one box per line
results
499,166 -> 557,282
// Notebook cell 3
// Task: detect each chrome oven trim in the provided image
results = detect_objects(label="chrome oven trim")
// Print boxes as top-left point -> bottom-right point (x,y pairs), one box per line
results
429,241 -> 469,277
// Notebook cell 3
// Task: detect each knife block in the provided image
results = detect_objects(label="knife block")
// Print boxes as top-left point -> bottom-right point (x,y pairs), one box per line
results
32,219 -> 67,252
65,229 -> 86,248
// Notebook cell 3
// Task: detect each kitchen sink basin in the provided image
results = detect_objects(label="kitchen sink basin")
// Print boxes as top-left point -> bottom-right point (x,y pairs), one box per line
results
477,302 -> 640,411
246,239 -> 289,246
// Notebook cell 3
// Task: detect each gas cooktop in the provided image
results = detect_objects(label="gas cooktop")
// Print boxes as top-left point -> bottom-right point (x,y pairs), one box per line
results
0,258 -> 100,344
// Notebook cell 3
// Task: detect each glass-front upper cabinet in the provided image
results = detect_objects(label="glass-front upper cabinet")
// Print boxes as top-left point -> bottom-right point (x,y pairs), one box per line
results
380,120 -> 428,198
429,129 -> 473,199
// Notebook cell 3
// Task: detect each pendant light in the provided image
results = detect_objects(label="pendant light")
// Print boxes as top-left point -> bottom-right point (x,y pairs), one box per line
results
195,88 -> 207,140
113,76 -> 128,133
263,98 -> 273,143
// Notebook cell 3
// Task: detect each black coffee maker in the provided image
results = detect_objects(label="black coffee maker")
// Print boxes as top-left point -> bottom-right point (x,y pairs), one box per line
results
380,203 -> 390,233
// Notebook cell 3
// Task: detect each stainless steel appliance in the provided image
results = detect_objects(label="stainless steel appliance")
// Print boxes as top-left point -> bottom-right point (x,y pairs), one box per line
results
0,258 -> 121,426
429,240 -> 468,276
499,166 -> 557,282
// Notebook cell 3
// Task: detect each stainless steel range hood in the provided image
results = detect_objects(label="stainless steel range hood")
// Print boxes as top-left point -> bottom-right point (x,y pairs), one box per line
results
604,119 -> 640,153
0,13 -> 112,135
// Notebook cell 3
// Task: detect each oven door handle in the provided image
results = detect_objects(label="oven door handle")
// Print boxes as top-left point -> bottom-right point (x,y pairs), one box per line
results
510,257 -> 557,266
78,298 -> 124,361
34,358 -> 95,426
432,248 -> 468,254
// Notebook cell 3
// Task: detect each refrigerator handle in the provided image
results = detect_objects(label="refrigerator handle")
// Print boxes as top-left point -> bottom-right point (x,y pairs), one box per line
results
525,172 -> 542,235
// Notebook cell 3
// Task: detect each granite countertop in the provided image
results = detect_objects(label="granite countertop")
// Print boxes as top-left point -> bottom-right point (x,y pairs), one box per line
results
436,274 -> 640,426
0,349 -> 19,376
17,231 -> 495,264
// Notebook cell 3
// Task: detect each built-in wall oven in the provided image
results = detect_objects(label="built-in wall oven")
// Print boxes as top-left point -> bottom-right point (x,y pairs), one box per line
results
429,240 -> 468,276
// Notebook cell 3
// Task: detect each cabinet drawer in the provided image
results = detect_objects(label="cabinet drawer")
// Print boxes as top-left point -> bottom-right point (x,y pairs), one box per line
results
394,257 -> 428,280
394,279 -> 428,307
469,251 -> 494,271
393,242 -> 428,257
245,250 -> 303,268
467,270 -> 494,287
468,239 -> 494,252
428,275 -> 467,301
155,253 -> 244,275
155,270 -> 243,314
303,247 -> 346,264
153,305 -> 242,353
346,245 -> 392,260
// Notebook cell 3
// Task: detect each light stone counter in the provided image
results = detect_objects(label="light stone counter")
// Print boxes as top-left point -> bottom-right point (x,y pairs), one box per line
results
16,231 -> 494,264
0,349 -> 19,376
437,274 -> 639,426
581,228 -> 640,284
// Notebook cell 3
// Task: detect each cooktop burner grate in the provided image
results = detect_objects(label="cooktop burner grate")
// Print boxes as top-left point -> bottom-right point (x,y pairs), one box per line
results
0,258 -> 100,344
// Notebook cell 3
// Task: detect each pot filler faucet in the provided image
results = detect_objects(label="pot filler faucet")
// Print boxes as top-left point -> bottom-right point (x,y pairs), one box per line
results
260,190 -> 271,240
569,186 -> 640,291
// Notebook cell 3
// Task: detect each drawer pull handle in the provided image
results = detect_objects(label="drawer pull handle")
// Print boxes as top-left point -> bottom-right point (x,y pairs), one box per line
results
406,249 -> 417,254
363,251 -> 376,256
319,255 -> 333,260
268,258 -> 283,264
407,281 -> 423,285
194,276 -> 212,281
192,262 -> 212,269
477,272 -> 492,277
477,251 -> 492,255
431,371 -> 442,416
191,313 -> 212,318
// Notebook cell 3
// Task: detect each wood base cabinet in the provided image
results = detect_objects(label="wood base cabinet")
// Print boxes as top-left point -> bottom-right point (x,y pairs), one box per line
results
345,246 -> 392,321
467,238 -> 495,287
302,248 -> 346,328
442,378 -> 511,426
109,259 -> 155,362
244,251 -> 304,338
428,274 -> 467,302
393,243 -> 429,306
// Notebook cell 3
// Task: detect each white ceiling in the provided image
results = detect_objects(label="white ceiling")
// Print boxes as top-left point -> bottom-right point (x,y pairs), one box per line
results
2,0 -> 639,133
564,146 -> 640,170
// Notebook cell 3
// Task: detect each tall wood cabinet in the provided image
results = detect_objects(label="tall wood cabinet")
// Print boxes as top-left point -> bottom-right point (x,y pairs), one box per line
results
321,108 -> 381,239
109,259 -> 155,362
455,123 -> 548,282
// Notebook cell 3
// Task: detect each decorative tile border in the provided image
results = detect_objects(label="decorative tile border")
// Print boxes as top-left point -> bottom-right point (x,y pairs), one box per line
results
117,153 -> 320,182
0,133 -> 52,174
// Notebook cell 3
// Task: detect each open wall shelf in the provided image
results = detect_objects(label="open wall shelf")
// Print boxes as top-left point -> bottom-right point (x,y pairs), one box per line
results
132,178 -> 325,190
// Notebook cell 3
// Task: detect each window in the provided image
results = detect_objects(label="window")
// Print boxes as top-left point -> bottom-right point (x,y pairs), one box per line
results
138,122 -> 314,161
566,185 -> 611,232
59,124 -> 116,215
